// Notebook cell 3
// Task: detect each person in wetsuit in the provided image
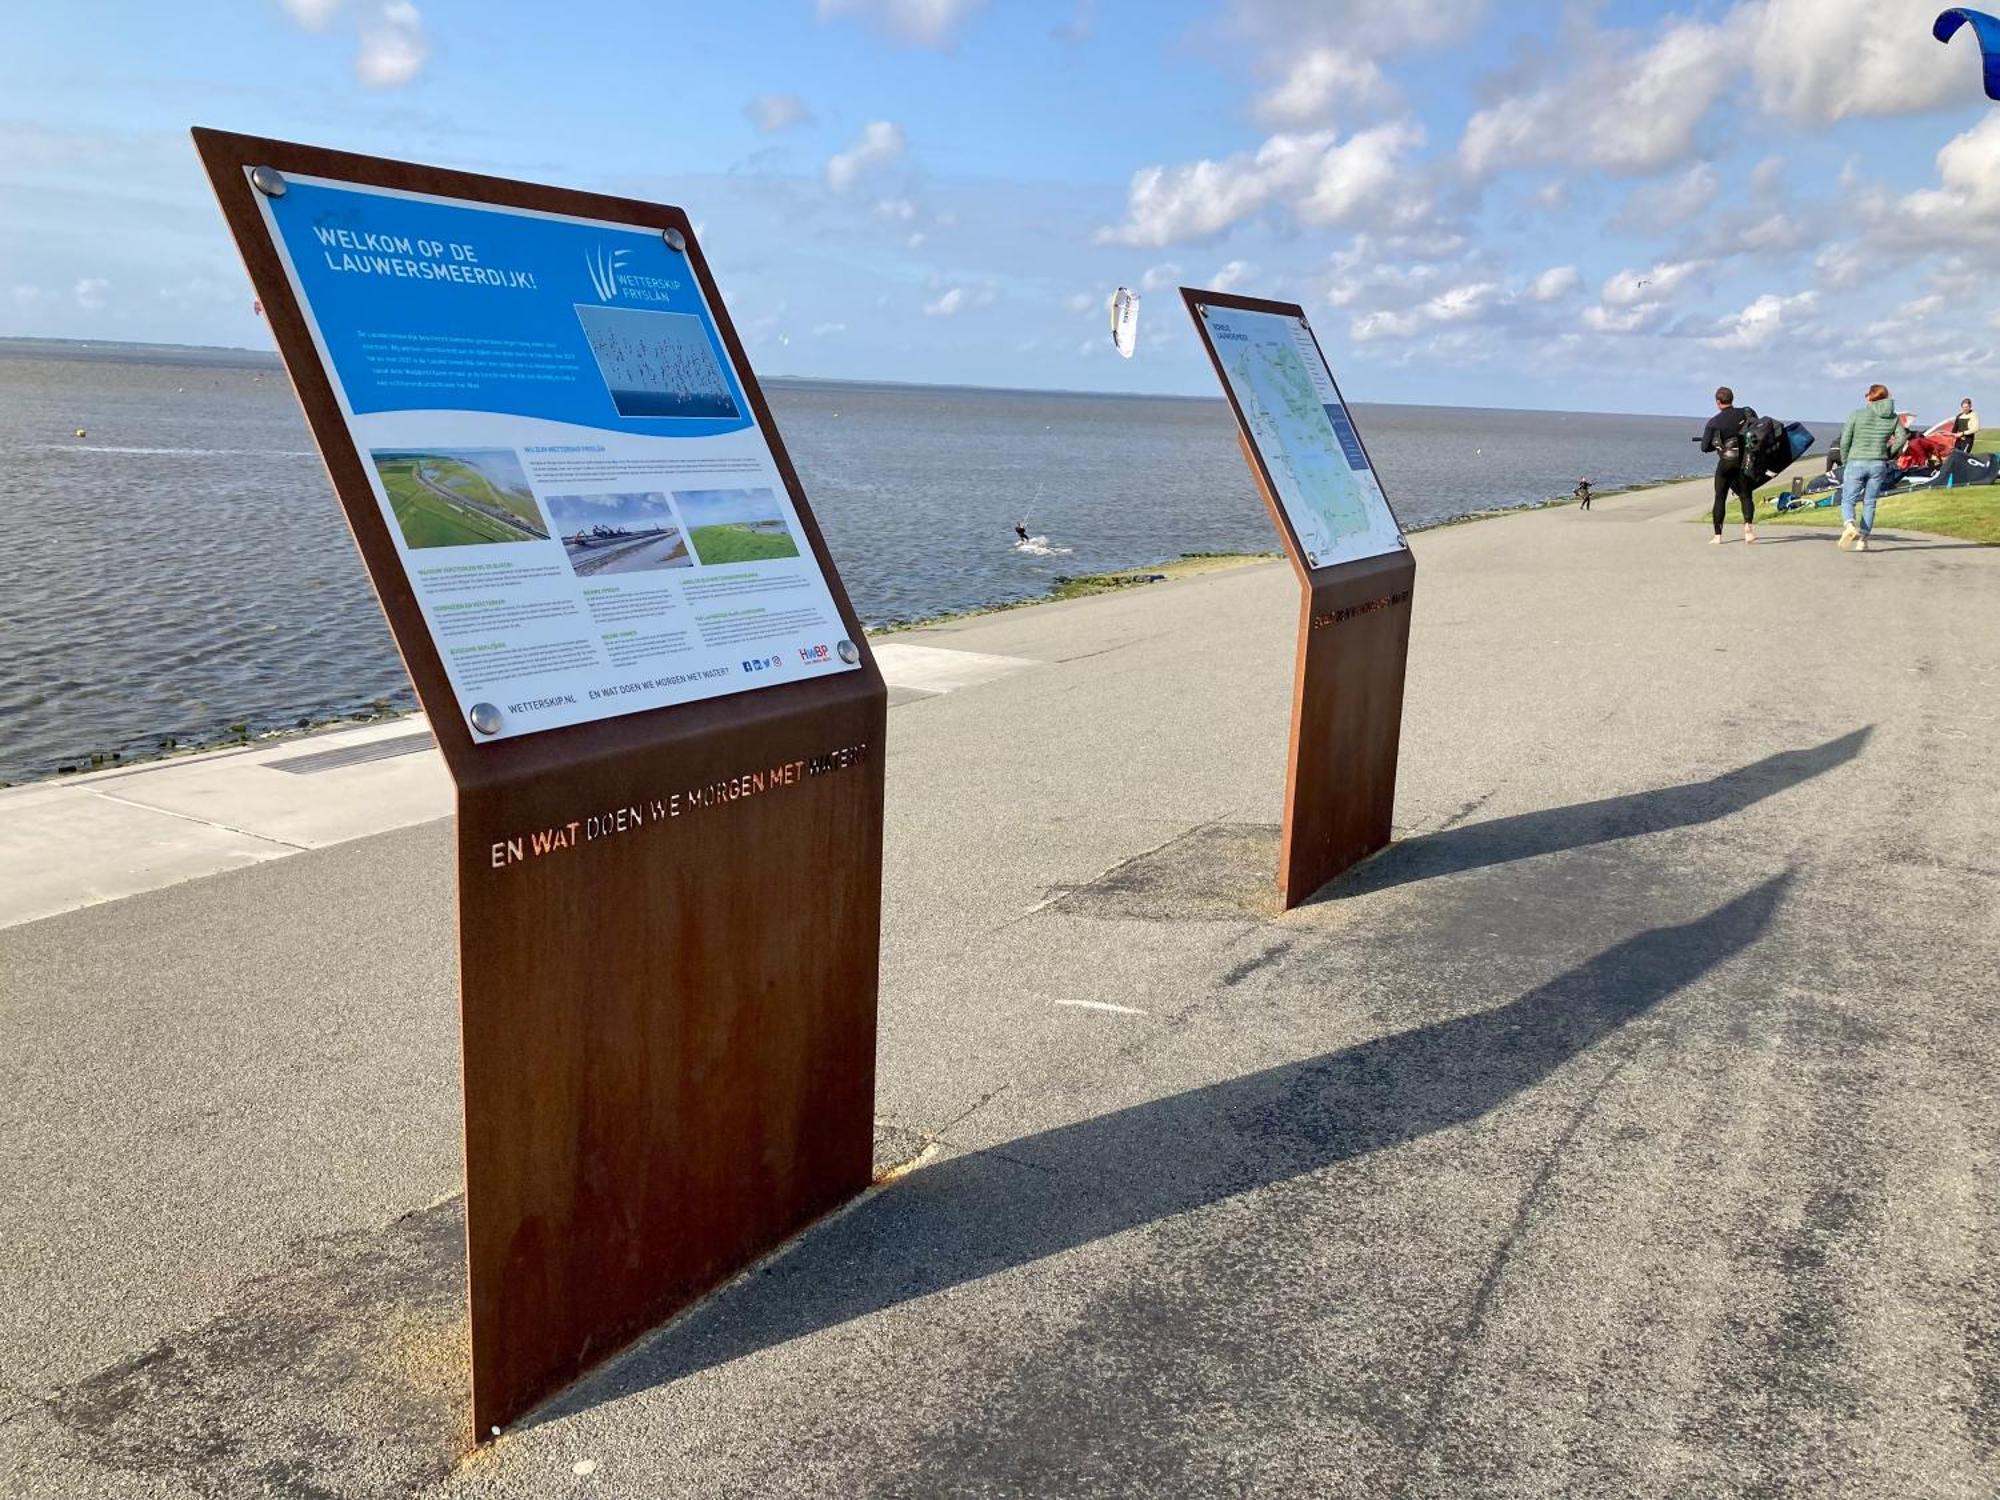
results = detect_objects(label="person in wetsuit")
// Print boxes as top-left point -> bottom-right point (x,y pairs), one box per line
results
1014,523 -> 1031,544
1574,479 -> 1594,511
1698,385 -> 1756,545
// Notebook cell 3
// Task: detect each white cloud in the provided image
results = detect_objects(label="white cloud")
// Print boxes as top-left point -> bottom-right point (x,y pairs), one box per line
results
1098,122 -> 1421,247
873,197 -> 919,222
355,1 -> 426,87
1815,242 -> 1871,289
1534,178 -> 1569,210
1139,262 -> 1182,294
826,121 -> 906,191
1211,259 -> 1253,292
1351,308 -> 1423,342
1224,0 -> 1487,53
1460,20 -> 1728,177
1745,0 -> 1966,122
1422,281 -> 1501,323
1099,134 -> 1317,247
1066,291 -> 1098,314
275,0 -> 428,86
1581,303 -> 1655,334
811,321 -> 848,337
1583,259 -> 1706,334
1709,290 -> 1817,350
1893,113 -> 2000,242
1253,48 -> 1394,127
1297,123 -> 1421,225
923,284 -> 995,317
745,93 -> 811,133
73,277 -> 110,310
816,0 -> 986,47
1611,163 -> 1719,234
1530,265 -> 1580,302
1601,259 -> 1705,308
280,0 -> 342,28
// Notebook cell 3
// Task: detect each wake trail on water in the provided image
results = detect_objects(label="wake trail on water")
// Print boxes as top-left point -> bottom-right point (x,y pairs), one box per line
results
1013,535 -> 1072,557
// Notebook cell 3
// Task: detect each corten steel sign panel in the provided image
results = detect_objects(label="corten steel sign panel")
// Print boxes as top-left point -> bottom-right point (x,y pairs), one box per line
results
1182,288 -> 1417,908
195,129 -> 886,1436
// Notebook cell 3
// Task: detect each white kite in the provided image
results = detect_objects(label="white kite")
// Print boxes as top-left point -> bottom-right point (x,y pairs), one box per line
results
1110,286 -> 1140,359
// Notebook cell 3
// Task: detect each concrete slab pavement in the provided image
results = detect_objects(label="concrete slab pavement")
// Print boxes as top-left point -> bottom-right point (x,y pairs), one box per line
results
3,474 -> 1997,1498
0,641 -> 1042,929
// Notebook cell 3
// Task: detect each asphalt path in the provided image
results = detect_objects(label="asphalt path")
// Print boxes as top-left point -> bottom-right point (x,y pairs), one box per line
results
3,475 -> 1997,1498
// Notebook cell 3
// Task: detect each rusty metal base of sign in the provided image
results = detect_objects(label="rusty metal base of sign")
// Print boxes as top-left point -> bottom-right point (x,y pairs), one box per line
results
1276,524 -> 1417,909
457,678 -> 884,1434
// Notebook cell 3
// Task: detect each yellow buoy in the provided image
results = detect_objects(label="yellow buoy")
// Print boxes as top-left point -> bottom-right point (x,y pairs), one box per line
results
74,428 -> 86,438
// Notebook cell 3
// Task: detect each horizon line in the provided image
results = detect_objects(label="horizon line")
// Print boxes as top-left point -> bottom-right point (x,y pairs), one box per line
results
0,333 -> 1821,427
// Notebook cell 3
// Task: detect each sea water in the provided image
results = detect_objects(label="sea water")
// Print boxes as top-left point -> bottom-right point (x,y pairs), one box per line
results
0,344 -> 1750,782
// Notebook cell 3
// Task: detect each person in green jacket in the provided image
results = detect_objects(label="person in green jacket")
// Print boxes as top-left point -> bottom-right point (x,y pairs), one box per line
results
1836,383 -> 1899,552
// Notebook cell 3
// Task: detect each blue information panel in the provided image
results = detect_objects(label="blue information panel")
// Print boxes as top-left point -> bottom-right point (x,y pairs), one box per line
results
254,171 -> 859,743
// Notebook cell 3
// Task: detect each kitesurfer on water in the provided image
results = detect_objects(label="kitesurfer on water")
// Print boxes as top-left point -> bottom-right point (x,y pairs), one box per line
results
1014,523 -> 1031,544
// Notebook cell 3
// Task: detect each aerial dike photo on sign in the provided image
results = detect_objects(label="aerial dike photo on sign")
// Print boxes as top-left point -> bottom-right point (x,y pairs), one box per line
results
369,448 -> 550,548
674,487 -> 800,563
546,491 -> 693,576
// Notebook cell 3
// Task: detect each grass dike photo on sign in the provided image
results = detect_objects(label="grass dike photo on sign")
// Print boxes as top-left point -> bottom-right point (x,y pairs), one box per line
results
675,486 -> 800,563
545,491 -> 692,576
369,448 -> 550,548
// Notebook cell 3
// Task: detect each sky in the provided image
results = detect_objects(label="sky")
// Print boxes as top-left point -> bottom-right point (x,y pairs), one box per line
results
2,0 -> 1996,419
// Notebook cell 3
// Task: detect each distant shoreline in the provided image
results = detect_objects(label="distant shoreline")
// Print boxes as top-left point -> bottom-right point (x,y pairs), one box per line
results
0,335 -> 1816,426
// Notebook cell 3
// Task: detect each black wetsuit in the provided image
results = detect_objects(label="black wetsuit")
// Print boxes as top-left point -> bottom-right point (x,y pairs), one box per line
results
1700,405 -> 1755,532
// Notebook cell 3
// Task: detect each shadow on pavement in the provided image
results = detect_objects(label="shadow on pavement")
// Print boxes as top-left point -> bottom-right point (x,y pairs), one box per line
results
1319,726 -> 1868,900
534,870 -> 1793,1423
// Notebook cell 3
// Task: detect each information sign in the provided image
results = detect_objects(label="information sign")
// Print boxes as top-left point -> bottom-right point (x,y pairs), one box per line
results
1191,300 -> 1406,571
1182,288 -> 1416,907
252,172 -> 860,743
199,131 -> 886,1440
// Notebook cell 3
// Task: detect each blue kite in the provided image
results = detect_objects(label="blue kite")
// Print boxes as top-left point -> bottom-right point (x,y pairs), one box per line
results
1935,7 -> 2000,99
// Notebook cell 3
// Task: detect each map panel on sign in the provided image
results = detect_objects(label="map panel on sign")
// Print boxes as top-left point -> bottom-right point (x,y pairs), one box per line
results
1195,304 -> 1405,570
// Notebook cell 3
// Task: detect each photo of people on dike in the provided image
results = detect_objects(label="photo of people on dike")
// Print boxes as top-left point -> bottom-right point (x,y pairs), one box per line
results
575,304 -> 742,420
368,448 -> 549,548
545,491 -> 693,576
673,487 -> 800,563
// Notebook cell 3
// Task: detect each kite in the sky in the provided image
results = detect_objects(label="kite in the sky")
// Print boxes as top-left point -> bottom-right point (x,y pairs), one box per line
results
1934,7 -> 2000,99
1110,287 -> 1140,359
